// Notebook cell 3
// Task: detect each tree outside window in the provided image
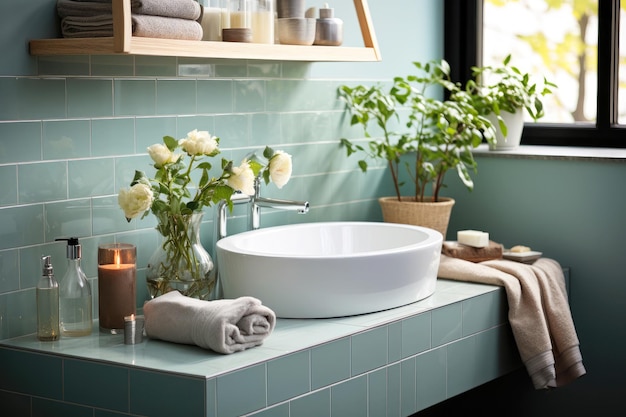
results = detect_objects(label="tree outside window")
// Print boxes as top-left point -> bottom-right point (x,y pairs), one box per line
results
445,0 -> 626,148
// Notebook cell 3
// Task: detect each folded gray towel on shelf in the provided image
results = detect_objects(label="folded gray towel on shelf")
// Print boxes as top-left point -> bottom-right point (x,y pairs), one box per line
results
132,0 -> 201,21
143,291 -> 277,354
57,0 -> 111,17
57,0 -> 201,21
61,14 -> 203,40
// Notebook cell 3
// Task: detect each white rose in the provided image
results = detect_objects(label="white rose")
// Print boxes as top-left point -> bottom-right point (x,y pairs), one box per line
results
118,183 -> 154,220
179,129 -> 218,156
147,144 -> 179,167
269,150 -> 292,188
227,160 -> 255,195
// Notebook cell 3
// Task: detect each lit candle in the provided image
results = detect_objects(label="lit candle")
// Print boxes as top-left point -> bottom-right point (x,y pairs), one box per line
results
98,244 -> 136,332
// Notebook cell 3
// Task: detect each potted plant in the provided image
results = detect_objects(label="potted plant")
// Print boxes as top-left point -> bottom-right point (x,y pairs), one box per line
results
466,54 -> 556,150
338,60 -> 496,237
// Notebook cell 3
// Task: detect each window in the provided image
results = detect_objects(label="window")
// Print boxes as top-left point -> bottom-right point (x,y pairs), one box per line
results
444,0 -> 626,148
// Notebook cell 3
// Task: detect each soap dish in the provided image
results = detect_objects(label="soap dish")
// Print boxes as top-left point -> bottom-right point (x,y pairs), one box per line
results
502,250 -> 542,264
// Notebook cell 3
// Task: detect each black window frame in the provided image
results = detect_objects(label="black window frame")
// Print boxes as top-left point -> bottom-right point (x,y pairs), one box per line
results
444,0 -> 626,149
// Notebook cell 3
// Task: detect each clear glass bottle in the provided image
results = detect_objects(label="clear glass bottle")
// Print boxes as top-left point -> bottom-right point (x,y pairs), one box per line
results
56,237 -> 92,337
37,255 -> 60,341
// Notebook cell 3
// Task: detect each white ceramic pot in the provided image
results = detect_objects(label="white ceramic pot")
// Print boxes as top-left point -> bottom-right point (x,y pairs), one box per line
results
487,109 -> 525,150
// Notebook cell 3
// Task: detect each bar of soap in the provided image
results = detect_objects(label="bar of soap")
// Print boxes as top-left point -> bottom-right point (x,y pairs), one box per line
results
457,230 -> 489,248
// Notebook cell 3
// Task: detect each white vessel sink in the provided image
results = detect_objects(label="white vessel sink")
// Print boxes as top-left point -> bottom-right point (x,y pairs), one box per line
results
216,222 -> 442,318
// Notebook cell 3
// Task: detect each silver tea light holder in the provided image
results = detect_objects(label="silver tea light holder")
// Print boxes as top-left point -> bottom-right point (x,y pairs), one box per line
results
124,314 -> 144,345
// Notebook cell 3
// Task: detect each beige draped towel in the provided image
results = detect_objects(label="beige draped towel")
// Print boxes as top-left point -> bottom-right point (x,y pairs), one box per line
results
438,255 -> 586,389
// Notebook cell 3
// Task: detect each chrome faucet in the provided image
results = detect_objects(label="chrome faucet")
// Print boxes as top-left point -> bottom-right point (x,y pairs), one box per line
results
250,176 -> 309,230
214,175 -> 309,242
211,175 -> 309,298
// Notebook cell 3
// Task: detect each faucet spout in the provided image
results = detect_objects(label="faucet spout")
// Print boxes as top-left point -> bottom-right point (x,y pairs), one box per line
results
254,197 -> 310,213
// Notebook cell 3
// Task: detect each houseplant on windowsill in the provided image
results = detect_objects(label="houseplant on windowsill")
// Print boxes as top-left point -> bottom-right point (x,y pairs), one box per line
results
338,60 -> 496,238
466,54 -> 556,150
118,129 -> 293,300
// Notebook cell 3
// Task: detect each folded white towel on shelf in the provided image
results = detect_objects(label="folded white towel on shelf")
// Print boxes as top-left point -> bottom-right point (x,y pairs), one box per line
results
57,0 -> 202,21
438,255 -> 586,389
143,291 -> 276,354
61,14 -> 203,40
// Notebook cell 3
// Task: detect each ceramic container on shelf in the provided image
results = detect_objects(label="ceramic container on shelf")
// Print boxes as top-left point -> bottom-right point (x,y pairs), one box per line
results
277,0 -> 305,18
314,3 -> 343,46
277,17 -> 316,45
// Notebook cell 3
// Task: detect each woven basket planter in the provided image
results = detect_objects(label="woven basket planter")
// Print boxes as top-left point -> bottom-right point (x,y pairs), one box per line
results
378,196 -> 455,239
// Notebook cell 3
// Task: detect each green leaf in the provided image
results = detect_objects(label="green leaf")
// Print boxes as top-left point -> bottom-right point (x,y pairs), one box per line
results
199,168 -> 209,188
263,146 -> 274,160
163,135 -> 178,151
211,185 -> 234,204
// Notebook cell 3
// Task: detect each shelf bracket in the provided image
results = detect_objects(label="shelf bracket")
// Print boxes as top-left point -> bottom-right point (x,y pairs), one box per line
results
354,0 -> 381,60
113,0 -> 131,53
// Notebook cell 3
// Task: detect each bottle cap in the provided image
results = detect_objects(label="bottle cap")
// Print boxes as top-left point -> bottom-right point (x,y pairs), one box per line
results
56,237 -> 82,260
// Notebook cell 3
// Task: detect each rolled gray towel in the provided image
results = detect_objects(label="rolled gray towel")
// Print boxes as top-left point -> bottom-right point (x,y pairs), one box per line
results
61,14 -> 203,40
57,0 -> 201,21
143,291 -> 277,354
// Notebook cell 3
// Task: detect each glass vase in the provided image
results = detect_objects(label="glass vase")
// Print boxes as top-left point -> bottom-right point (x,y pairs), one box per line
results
146,212 -> 215,300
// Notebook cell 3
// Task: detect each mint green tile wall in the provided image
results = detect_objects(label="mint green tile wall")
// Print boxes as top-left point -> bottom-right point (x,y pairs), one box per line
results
0,0 -> 443,341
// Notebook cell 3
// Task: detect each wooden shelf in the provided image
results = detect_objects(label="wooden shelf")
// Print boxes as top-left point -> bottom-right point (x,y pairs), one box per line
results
29,0 -> 381,62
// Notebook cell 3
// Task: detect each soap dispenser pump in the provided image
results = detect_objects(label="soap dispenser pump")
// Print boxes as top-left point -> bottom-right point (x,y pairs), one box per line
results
56,237 -> 93,336
37,255 -> 60,341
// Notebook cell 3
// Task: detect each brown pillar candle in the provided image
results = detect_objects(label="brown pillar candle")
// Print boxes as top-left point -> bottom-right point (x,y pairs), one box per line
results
98,243 -> 136,331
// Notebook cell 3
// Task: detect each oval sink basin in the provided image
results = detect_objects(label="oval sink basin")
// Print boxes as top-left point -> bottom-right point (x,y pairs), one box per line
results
216,222 -> 442,318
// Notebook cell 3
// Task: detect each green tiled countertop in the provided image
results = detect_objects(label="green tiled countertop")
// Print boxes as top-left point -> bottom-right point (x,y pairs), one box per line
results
0,278 -> 520,417
1,279 -> 501,379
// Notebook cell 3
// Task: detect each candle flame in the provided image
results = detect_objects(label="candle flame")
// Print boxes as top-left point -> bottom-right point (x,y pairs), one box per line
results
114,249 -> 121,266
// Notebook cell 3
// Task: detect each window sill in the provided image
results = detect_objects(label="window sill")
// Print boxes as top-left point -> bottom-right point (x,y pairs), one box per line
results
473,144 -> 626,162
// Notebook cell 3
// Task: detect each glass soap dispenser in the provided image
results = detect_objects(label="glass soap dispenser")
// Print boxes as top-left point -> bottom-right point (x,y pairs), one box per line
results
37,255 -> 60,341
56,237 -> 93,336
